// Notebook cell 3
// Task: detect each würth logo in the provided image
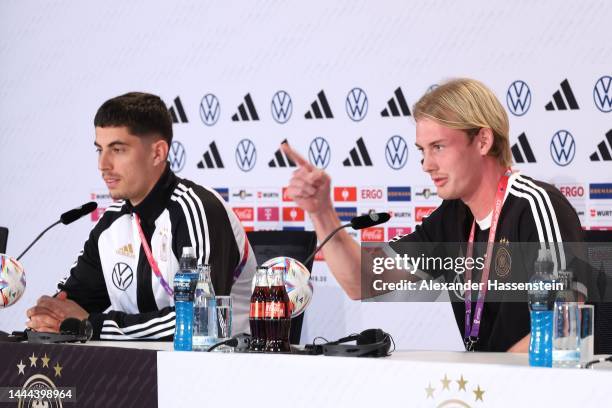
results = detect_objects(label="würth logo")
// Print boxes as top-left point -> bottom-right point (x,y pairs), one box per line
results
268,139 -> 296,168
381,87 -> 411,117
197,142 -> 224,169
511,132 -> 536,163
305,90 -> 334,119
343,137 -> 372,167
168,96 -> 188,123
231,93 -> 259,121
545,79 -> 579,111
590,129 -> 612,162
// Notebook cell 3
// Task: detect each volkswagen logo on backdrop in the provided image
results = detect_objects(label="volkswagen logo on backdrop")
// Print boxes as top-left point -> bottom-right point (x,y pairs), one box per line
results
506,80 -> 531,116
550,130 -> 576,166
168,141 -> 186,172
271,90 -> 292,123
385,135 -> 409,170
235,139 -> 257,172
199,93 -> 221,126
308,137 -> 331,169
345,87 -> 368,121
593,75 -> 612,113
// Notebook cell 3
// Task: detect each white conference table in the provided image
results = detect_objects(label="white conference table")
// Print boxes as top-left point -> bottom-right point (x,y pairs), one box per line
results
84,341 -> 612,407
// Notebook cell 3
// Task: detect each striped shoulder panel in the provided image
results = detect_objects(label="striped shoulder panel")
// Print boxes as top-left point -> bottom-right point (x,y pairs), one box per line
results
170,183 -> 209,265
508,174 -> 566,269
103,200 -> 126,213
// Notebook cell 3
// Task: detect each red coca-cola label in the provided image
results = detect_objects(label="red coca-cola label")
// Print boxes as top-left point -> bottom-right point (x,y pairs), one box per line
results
415,206 -> 437,222
265,301 -> 287,318
249,302 -> 265,318
361,227 -> 384,242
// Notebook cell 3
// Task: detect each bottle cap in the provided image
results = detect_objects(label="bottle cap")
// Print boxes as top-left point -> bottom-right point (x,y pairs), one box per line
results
182,247 -> 196,258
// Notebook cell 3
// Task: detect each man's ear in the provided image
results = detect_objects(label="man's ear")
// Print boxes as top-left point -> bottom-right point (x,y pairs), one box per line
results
477,128 -> 494,156
152,139 -> 169,166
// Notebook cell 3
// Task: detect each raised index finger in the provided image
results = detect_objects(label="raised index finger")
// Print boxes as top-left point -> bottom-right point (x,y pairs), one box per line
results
281,142 -> 313,171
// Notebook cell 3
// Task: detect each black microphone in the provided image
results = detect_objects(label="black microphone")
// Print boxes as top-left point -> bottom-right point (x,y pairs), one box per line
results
26,318 -> 93,344
60,201 -> 98,225
350,212 -> 391,230
303,212 -> 391,266
16,202 -> 98,261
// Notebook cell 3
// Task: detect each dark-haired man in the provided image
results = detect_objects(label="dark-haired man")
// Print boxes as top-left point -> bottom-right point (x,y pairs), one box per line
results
26,92 -> 256,340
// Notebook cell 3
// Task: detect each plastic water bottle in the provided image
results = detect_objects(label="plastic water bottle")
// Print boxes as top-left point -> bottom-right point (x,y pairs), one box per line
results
192,264 -> 217,351
173,247 -> 198,351
552,270 -> 580,368
528,248 -> 555,367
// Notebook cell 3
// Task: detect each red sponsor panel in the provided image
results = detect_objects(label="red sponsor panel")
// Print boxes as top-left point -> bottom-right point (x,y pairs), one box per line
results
415,206 -> 437,222
361,227 -> 385,242
559,185 -> 585,199
333,186 -> 357,202
257,207 -> 280,222
282,207 -> 305,222
388,227 -> 412,240
244,225 -> 255,232
282,187 -> 293,202
359,187 -> 385,201
233,207 -> 254,222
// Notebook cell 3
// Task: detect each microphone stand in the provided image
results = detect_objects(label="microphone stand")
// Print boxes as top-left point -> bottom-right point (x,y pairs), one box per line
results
303,222 -> 351,266
16,220 -> 61,261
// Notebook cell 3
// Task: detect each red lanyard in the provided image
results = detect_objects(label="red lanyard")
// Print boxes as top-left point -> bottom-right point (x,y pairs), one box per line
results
133,213 -> 174,297
463,169 -> 511,351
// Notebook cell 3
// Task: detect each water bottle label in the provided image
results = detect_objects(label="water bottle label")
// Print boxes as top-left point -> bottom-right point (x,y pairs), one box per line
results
174,274 -> 196,302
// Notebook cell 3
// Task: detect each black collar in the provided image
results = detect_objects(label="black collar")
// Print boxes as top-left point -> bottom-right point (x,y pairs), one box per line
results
126,164 -> 176,224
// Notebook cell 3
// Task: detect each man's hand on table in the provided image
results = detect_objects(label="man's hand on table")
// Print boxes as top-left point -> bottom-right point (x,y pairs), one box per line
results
26,291 -> 89,333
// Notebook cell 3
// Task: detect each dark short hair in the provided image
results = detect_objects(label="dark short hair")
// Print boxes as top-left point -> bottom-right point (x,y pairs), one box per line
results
94,92 -> 173,145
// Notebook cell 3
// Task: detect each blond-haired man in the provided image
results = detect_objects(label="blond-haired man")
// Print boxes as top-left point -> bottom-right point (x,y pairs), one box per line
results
282,78 -> 584,352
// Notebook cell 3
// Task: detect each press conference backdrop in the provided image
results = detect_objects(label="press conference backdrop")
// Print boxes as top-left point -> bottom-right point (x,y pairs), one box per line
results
1,1 -> 610,349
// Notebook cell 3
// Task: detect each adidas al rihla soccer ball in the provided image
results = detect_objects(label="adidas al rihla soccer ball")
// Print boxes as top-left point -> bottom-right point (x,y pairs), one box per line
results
260,256 -> 313,317
0,254 -> 26,308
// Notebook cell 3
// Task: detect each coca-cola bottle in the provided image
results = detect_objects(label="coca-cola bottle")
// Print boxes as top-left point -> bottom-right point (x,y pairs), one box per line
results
249,266 -> 269,352
265,266 -> 291,352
